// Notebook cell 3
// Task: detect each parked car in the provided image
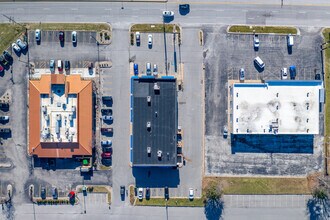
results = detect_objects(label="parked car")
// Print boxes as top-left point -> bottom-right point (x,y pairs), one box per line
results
101,127 -> 113,133
223,126 -> 228,138
0,55 -> 8,66
16,39 -> 27,50
0,65 -> 3,73
3,51 -> 12,62
239,68 -> 245,81
50,59 -> 55,72
163,11 -> 174,17
103,146 -> 112,153
189,188 -> 194,200
101,108 -> 112,115
102,115 -> 113,121
146,187 -> 150,199
101,140 -> 112,146
52,187 -> 58,200
148,34 -> 152,48
12,43 -> 21,53
281,68 -> 288,79
289,65 -> 296,79
0,103 -> 9,110
253,34 -> 259,48
134,63 -> 139,75
146,63 -> 151,75
101,152 -> 111,158
59,31 -> 64,42
65,60 -> 70,70
0,128 -> 10,133
315,73 -> 321,80
72,31 -> 77,43
136,32 -> 141,46
138,188 -> 143,200
287,34 -> 294,47
120,185 -> 125,196
164,186 -> 169,200
254,56 -> 265,69
41,187 -> 46,200
35,29 -> 41,42
153,64 -> 158,76
0,116 -> 9,121
57,60 -> 63,71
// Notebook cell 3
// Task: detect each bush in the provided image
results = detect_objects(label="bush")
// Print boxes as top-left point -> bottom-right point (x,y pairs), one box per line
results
205,182 -> 222,202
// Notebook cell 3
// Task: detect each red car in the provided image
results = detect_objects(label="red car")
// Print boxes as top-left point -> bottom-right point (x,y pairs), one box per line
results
59,31 -> 64,42
0,65 -> 4,73
101,152 -> 111,158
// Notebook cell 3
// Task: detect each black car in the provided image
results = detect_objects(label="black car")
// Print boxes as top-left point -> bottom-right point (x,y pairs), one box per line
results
52,187 -> 58,200
120,185 -> 125,195
3,51 -> 13,62
101,108 -> 112,115
0,55 -> 8,66
179,4 -> 190,10
65,60 -> 70,70
101,127 -> 113,133
0,103 -> 9,110
315,73 -> 321,80
41,187 -> 46,200
59,31 -> 64,42
164,186 -> 169,200
146,187 -> 150,199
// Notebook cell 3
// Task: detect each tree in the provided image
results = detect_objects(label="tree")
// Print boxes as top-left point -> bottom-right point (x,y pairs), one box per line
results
204,182 -> 224,220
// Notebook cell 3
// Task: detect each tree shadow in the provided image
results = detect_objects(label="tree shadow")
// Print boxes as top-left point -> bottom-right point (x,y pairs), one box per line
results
204,198 -> 224,220
307,198 -> 330,220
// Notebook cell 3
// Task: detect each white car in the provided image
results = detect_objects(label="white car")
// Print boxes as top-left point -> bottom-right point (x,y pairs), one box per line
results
101,140 -> 112,146
148,34 -> 152,47
16,39 -> 27,50
12,43 -> 21,53
239,68 -> 245,81
163,11 -> 174,17
189,188 -> 194,200
153,64 -> 158,76
281,68 -> 288,79
253,34 -> 259,48
138,188 -> 143,200
35,29 -> 41,42
72,31 -> 77,43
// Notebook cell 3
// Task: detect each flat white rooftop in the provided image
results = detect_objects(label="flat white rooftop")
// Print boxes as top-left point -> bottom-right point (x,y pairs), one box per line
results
232,81 -> 323,135
40,84 -> 78,142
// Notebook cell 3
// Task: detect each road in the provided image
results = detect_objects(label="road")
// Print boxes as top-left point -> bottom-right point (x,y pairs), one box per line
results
0,0 -> 327,219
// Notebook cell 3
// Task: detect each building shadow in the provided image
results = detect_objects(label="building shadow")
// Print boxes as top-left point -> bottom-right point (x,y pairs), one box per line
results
231,134 -> 314,154
33,157 -> 83,170
132,167 -> 180,188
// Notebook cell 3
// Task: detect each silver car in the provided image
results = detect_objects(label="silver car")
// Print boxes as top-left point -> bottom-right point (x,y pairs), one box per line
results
72,31 -> 77,43
12,43 -> 21,53
35,29 -> 41,42
163,11 -> 174,17
239,68 -> 245,81
50,59 -> 55,72
16,39 -> 27,50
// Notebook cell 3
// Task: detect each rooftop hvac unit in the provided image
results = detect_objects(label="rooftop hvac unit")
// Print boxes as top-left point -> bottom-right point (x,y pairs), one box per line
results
44,114 -> 49,121
69,135 -> 73,142
69,114 -> 73,121
55,122 -> 60,134
147,147 -> 151,157
57,102 -> 61,107
157,150 -> 162,158
147,96 -> 151,103
154,83 -> 160,90
56,114 -> 61,121
147,121 -> 151,128
72,106 -> 76,112
44,127 -> 50,135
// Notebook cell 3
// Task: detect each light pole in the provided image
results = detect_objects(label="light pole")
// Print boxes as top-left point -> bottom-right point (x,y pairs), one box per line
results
90,34 -> 100,68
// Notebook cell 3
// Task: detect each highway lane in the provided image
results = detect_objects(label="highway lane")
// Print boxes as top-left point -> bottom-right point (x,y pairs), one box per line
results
1,2 -> 330,27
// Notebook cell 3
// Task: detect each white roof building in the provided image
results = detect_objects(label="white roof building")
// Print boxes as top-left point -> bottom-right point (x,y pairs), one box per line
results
231,81 -> 324,135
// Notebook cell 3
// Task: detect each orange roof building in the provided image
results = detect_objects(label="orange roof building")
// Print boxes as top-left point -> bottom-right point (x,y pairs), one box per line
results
28,74 -> 93,158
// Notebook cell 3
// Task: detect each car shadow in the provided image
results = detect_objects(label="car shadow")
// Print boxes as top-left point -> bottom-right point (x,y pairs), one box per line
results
253,62 -> 264,73
14,50 -> 22,57
179,8 -> 190,16
73,42 -> 77,48
163,16 -> 174,23
287,46 -> 292,54
60,41 -> 65,47
254,46 -> 259,52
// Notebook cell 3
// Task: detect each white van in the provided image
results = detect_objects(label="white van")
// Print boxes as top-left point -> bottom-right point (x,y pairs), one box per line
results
287,34 -> 294,47
254,56 -> 265,69
57,60 -> 63,71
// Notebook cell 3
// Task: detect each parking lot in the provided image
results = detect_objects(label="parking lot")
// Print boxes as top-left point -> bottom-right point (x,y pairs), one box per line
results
204,26 -> 324,176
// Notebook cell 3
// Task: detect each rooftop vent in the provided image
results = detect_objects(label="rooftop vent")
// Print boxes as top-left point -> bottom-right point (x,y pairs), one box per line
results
147,121 -> 151,131
157,150 -> 162,159
154,83 -> 160,90
72,106 -> 76,112
42,106 -> 47,114
147,96 -> 151,103
147,147 -> 151,157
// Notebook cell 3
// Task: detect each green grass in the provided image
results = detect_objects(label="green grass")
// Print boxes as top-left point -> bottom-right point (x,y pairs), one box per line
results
0,24 -> 26,52
27,23 -> 110,31
322,29 -> 330,174
136,197 -> 204,207
204,177 -> 311,195
131,24 -> 180,33
229,25 -> 297,34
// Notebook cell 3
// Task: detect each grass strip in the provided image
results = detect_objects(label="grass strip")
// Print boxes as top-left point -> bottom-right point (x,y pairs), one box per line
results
136,197 -> 204,207
229,25 -> 297,34
203,177 -> 311,195
131,24 -> 180,33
